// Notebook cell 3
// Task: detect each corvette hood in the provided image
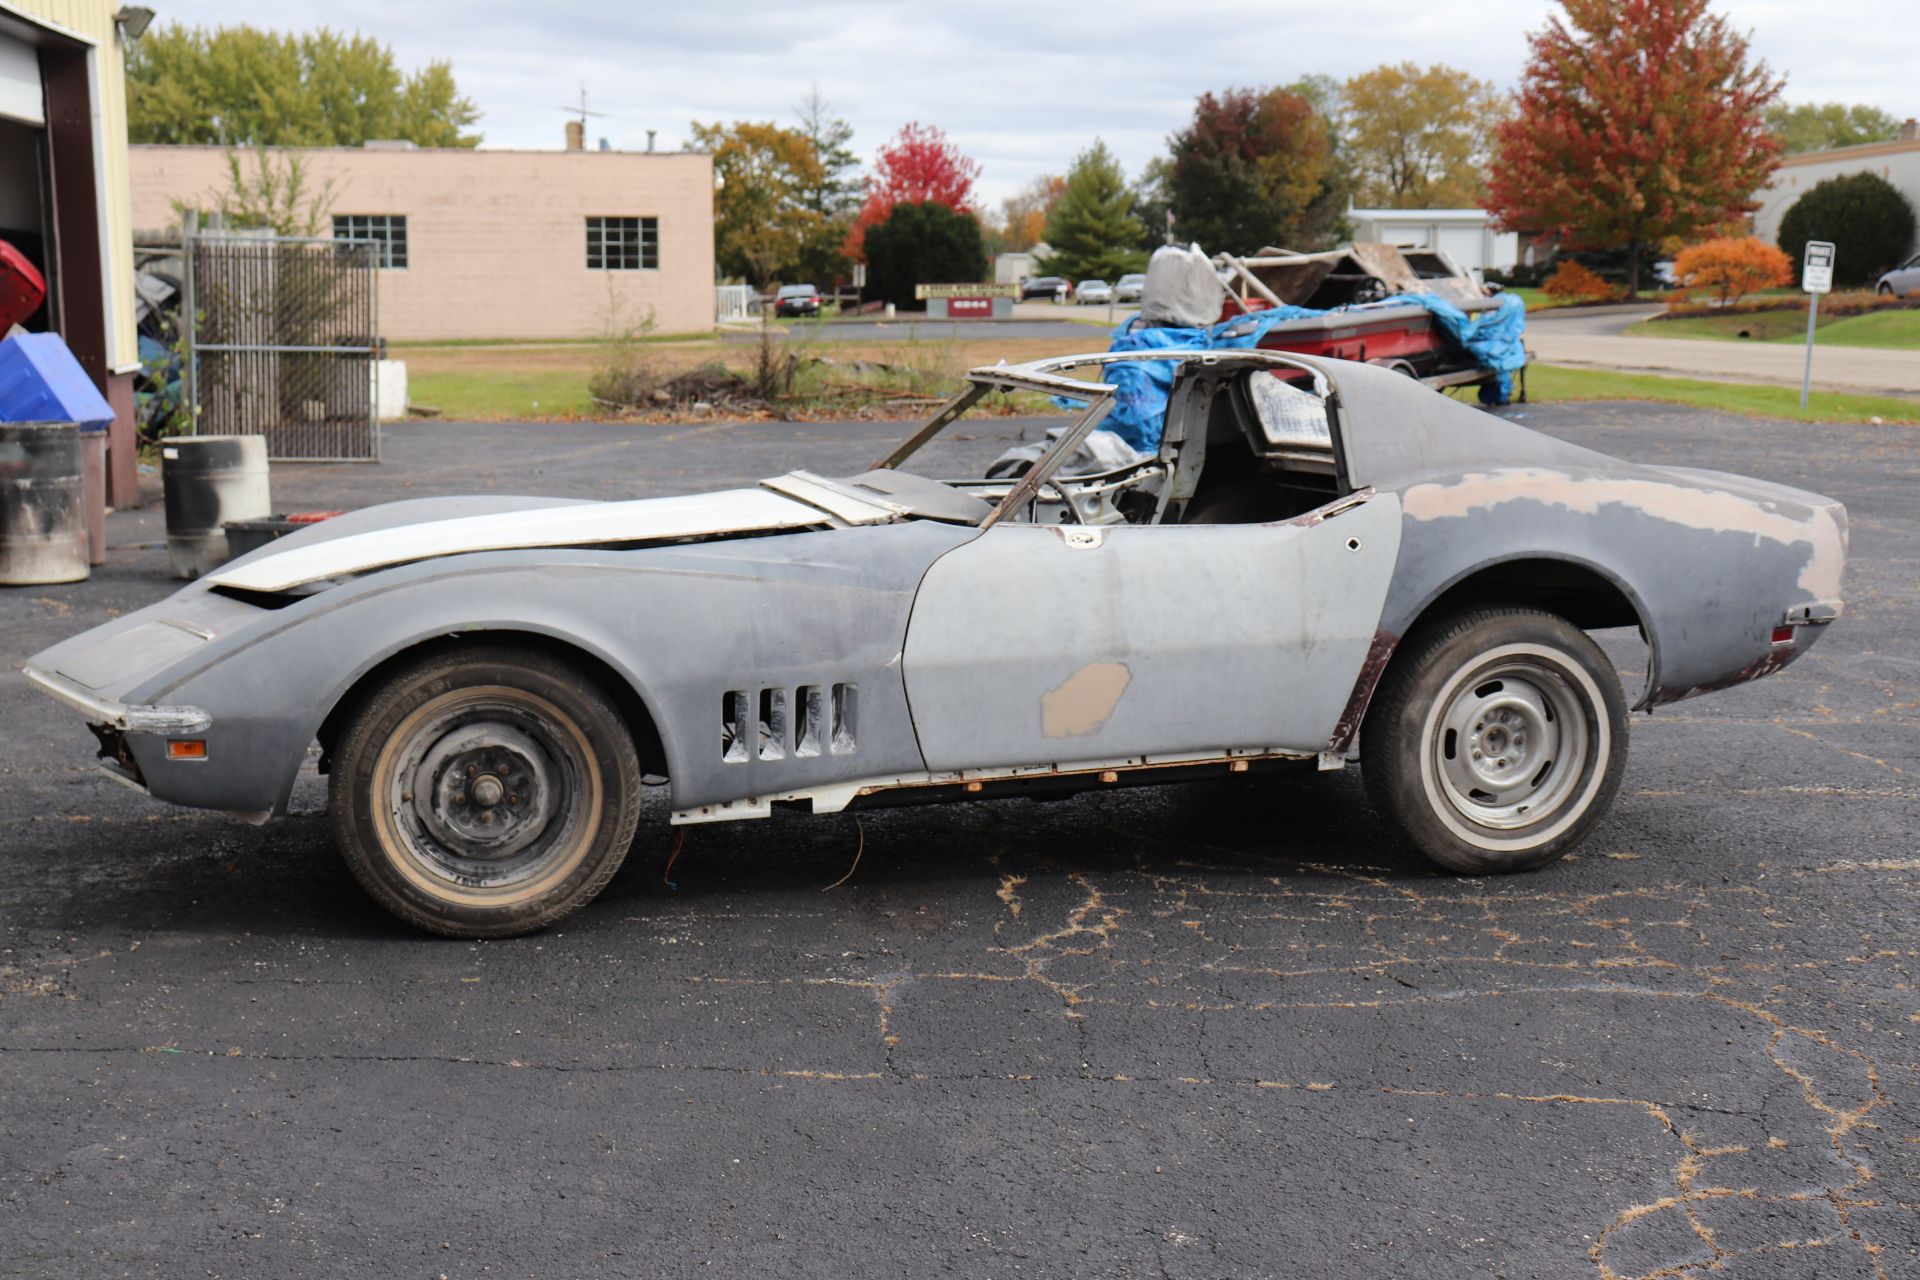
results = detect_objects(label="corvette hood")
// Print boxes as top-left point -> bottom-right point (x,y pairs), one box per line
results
205,479 -> 898,593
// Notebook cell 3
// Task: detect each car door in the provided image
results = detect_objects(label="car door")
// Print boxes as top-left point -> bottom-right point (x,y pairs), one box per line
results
900,494 -> 1403,772
1898,255 -> 1920,296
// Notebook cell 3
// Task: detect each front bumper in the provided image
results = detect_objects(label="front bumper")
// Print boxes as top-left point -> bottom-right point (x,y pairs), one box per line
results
20,663 -> 212,734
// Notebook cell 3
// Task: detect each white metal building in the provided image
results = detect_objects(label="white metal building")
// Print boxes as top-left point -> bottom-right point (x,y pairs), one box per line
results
1348,208 -> 1519,276
1752,128 -> 1920,257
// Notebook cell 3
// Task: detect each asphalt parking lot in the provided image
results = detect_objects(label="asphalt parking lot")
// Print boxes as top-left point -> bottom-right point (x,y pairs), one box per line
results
3,402 -> 1916,1279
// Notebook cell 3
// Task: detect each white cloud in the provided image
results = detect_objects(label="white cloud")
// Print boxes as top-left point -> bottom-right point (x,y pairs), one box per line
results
148,0 -> 1914,206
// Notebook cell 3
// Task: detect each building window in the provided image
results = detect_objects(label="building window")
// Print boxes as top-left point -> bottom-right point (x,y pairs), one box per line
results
333,214 -> 408,269
586,216 -> 657,270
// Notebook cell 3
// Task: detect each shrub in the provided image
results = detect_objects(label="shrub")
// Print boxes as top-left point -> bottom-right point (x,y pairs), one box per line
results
586,280 -> 659,407
861,200 -> 988,311
1541,259 -> 1618,303
1671,236 -> 1795,306
1777,172 -> 1918,286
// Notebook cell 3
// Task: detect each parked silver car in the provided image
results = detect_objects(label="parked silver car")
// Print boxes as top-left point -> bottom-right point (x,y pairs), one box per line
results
23,351 -> 1846,937
1113,273 -> 1147,303
1074,279 -> 1113,305
1875,253 -> 1920,298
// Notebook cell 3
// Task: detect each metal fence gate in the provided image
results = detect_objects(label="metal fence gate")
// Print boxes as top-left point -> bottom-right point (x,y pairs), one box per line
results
187,232 -> 380,461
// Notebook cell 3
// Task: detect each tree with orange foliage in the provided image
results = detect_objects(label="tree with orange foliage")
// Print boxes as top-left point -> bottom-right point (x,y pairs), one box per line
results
1485,0 -> 1783,296
842,122 -> 982,261
1670,237 -> 1794,306
1541,260 -> 1618,303
999,174 -> 1066,253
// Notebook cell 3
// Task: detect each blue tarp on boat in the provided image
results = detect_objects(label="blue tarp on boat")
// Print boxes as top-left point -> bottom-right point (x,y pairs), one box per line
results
1064,290 -> 1529,450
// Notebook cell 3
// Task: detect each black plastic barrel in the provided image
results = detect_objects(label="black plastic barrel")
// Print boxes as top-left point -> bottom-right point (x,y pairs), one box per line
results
162,434 -> 271,579
0,421 -> 87,586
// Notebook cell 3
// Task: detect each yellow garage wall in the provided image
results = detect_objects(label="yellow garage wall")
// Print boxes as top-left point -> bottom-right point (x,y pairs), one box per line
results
6,0 -> 138,373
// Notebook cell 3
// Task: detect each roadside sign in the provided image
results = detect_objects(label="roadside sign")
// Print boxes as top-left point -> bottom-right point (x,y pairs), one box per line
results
914,282 -> 1019,299
1801,240 -> 1834,294
1799,241 -> 1835,411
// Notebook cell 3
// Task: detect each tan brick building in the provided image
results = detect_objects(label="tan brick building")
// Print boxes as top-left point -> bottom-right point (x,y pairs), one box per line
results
130,141 -> 715,341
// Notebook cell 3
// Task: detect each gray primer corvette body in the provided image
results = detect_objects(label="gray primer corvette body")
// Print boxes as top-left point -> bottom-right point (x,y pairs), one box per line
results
19,352 -> 1846,828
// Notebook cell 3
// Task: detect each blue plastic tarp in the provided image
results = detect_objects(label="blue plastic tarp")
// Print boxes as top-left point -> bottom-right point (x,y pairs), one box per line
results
1059,307 -> 1321,452
1396,290 -> 1528,405
0,332 -> 115,430
1060,290 -> 1530,447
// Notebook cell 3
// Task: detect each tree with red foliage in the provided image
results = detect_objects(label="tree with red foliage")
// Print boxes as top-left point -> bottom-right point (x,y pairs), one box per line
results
1484,0 -> 1783,296
843,122 -> 982,261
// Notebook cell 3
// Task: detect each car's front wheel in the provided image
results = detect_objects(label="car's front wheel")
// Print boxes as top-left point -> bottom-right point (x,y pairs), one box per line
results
1878,283 -> 1895,296
1361,607 -> 1627,874
329,645 -> 644,937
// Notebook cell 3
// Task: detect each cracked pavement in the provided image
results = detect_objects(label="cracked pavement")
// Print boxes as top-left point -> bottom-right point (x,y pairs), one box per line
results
2,403 -> 1916,1278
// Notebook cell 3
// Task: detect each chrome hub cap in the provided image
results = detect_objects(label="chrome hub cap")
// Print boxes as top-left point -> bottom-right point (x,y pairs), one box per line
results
1431,658 -> 1590,831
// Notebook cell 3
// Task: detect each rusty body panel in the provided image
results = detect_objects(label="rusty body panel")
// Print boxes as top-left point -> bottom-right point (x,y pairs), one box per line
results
19,350 -> 1844,839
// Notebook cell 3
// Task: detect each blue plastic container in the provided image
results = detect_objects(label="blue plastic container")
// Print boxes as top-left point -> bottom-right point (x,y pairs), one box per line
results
0,332 -> 115,432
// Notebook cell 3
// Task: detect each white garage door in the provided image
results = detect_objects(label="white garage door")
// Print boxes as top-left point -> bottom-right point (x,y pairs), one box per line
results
0,33 -> 44,127
1436,225 -> 1487,272
1377,222 -> 1430,248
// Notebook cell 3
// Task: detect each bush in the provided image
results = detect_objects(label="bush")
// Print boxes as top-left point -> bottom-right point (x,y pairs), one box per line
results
861,201 -> 987,311
586,281 -> 659,407
1777,172 -> 1918,287
1671,236 -> 1795,306
1542,259 -> 1618,303
1484,260 -> 1553,289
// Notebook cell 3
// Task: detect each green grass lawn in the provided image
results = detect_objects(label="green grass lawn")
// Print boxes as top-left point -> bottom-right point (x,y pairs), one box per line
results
1520,364 -> 1920,424
408,367 -> 597,419
1625,306 -> 1920,349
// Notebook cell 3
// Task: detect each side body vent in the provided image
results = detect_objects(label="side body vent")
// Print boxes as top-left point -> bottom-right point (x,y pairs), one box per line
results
723,682 -> 856,762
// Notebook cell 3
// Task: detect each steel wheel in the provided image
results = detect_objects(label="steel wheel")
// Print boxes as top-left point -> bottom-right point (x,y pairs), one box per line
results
1425,650 -> 1592,834
330,646 -> 644,937
374,686 -> 600,901
1362,608 -> 1628,874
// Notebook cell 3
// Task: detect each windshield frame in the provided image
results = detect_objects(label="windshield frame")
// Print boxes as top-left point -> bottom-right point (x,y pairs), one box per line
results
869,349 -> 1340,529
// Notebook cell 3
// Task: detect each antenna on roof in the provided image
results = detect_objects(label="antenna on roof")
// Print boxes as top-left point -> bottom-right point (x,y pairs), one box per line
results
560,85 -> 608,128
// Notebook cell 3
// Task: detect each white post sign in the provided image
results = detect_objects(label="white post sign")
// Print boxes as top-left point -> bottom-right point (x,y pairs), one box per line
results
1799,240 -> 1834,412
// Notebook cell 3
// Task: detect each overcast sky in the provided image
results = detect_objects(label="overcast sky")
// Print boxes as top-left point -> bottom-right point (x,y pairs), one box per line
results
152,0 -> 1912,207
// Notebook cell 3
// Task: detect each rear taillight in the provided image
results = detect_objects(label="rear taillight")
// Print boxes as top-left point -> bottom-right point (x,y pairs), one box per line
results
1770,625 -> 1795,646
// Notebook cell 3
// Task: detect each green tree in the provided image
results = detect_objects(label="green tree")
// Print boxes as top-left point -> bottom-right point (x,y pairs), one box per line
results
1777,172 -> 1918,285
127,24 -> 481,147
1040,141 -> 1147,281
197,148 -> 337,236
791,87 -> 862,283
1129,156 -> 1174,251
1341,62 -> 1505,207
689,120 -> 827,289
1166,86 -> 1350,253
861,201 -> 987,309
1764,102 -> 1905,155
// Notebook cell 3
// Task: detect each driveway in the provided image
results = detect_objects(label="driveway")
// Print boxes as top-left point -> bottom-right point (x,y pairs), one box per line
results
1526,304 -> 1920,397
3,406 -> 1916,1278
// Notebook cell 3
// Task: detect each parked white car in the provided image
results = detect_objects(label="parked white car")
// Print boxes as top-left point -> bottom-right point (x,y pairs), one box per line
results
1075,280 -> 1113,305
1113,273 -> 1147,303
1875,253 -> 1920,298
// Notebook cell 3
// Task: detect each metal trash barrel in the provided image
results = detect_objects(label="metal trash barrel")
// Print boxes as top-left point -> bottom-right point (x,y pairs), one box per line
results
0,421 -> 88,586
163,434 -> 271,579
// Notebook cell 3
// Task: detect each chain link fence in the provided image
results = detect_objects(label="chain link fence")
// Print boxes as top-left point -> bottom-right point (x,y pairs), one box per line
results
188,232 -> 380,462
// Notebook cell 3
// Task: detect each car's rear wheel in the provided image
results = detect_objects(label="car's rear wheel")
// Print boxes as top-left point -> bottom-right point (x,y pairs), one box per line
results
1361,607 -> 1627,874
329,646 -> 643,937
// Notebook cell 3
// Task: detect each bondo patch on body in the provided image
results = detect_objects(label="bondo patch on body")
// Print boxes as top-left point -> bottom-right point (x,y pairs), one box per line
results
1041,662 -> 1132,738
